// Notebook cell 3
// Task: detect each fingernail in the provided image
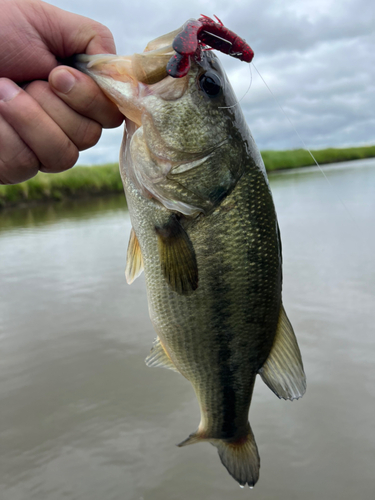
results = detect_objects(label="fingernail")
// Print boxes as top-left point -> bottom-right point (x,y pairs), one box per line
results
50,69 -> 76,94
0,79 -> 21,102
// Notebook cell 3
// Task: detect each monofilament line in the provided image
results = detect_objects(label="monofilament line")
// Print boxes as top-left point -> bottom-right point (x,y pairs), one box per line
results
219,64 -> 253,109
252,62 -> 354,220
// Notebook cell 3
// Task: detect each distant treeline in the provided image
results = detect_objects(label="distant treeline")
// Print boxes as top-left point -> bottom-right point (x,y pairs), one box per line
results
1,145 -> 374,208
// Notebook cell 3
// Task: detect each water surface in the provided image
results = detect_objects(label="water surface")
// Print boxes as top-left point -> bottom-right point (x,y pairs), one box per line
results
1,160 -> 374,500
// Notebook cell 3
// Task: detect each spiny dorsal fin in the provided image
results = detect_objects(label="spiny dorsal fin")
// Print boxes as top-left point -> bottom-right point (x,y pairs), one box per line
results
125,228 -> 144,284
155,215 -> 198,295
259,305 -> 306,400
145,337 -> 179,372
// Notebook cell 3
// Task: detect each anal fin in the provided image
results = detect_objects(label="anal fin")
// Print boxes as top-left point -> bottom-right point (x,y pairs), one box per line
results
259,305 -> 306,400
125,228 -> 144,284
145,337 -> 179,373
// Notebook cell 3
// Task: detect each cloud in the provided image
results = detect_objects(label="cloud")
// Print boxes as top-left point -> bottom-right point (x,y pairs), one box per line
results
48,0 -> 375,163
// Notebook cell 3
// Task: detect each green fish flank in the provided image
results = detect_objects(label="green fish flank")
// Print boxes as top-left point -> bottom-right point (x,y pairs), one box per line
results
74,23 -> 306,487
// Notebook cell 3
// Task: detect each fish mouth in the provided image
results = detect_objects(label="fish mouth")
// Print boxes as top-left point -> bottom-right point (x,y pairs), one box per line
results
73,29 -> 190,126
75,25 -> 184,86
73,25 -> 228,184
76,46 -> 172,87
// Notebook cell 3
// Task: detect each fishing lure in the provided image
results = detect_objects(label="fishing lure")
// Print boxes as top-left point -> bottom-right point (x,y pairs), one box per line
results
167,15 -> 254,78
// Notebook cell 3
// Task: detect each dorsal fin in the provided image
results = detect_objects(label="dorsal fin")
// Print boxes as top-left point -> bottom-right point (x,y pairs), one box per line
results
259,305 -> 306,400
125,228 -> 144,284
145,337 -> 179,373
155,215 -> 198,295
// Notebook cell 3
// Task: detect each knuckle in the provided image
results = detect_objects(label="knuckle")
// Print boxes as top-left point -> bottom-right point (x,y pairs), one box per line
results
0,146 -> 39,184
42,139 -> 79,173
14,147 -> 40,172
91,22 -> 116,52
17,160 -> 39,182
59,141 -> 79,172
105,110 -> 124,129
76,120 -> 102,151
96,23 -> 114,42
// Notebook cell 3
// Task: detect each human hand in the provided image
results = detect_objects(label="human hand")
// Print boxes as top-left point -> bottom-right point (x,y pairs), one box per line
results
0,0 -> 124,184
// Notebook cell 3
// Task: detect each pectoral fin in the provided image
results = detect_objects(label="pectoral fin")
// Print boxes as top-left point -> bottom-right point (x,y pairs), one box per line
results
125,228 -> 144,284
145,337 -> 179,373
155,215 -> 198,295
259,305 -> 306,400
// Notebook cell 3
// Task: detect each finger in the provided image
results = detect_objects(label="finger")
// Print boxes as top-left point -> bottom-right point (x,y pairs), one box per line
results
0,114 -> 39,184
0,78 -> 78,174
2,3 -> 118,84
49,67 -> 123,129
37,2 -> 117,56
26,80 -> 102,152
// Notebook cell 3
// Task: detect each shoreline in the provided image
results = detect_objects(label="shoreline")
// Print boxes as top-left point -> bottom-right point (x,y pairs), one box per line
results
1,146 -> 374,209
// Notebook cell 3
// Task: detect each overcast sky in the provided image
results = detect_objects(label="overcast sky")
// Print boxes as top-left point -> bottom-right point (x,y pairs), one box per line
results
47,0 -> 375,165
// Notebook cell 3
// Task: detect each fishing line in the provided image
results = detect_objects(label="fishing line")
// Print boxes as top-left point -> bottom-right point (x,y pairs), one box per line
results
218,63 -> 253,110
252,62 -> 354,220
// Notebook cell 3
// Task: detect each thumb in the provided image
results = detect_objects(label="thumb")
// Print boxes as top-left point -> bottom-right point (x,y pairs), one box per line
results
36,1 -> 117,56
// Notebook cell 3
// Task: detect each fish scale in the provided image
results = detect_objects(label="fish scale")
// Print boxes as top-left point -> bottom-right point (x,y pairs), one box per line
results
124,165 -> 281,437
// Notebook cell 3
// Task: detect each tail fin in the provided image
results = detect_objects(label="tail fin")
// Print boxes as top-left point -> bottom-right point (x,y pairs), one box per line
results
177,424 -> 260,487
213,425 -> 260,488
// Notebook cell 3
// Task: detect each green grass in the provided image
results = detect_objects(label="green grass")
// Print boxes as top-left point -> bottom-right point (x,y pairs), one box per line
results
1,145 -> 375,208
262,145 -> 375,172
0,163 -> 122,208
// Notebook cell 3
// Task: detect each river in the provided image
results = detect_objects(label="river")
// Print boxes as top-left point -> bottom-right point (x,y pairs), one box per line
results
1,159 -> 374,500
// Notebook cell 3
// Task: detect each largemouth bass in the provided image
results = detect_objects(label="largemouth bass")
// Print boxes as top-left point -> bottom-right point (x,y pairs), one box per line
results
74,24 -> 306,487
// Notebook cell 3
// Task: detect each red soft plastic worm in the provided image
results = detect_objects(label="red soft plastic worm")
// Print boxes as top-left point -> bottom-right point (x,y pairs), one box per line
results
166,15 -> 254,78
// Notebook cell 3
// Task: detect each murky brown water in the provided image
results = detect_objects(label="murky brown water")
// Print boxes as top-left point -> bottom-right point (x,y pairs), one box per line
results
1,159 -> 374,500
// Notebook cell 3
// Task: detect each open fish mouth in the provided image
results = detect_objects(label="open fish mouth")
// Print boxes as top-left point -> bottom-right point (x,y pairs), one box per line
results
74,44 -> 190,127
76,43 -> 173,87
74,24 -> 185,89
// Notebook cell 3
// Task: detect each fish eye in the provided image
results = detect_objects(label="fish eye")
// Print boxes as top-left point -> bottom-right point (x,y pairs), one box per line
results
199,72 -> 222,97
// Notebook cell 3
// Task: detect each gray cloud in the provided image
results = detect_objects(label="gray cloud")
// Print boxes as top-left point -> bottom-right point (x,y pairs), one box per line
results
48,0 -> 375,163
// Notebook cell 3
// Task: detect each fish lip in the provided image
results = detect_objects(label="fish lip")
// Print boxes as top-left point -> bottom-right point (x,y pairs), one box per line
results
74,53 -> 140,90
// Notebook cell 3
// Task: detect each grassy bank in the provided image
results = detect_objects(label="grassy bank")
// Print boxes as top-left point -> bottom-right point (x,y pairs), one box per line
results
1,145 -> 374,208
0,163 -> 123,208
261,145 -> 375,172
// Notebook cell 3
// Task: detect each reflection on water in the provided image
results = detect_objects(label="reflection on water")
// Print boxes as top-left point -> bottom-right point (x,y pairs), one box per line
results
1,159 -> 374,500
0,194 -> 126,233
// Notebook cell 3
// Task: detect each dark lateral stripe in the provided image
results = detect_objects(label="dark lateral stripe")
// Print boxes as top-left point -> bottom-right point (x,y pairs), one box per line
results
207,238 -> 237,438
